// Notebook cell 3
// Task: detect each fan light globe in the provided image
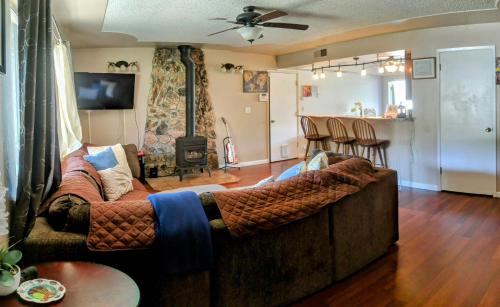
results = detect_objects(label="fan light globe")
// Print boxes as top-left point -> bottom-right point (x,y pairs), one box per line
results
361,67 -> 367,76
399,64 -> 405,72
378,66 -> 385,74
320,71 -> 326,79
312,72 -> 319,80
336,70 -> 343,78
237,26 -> 263,43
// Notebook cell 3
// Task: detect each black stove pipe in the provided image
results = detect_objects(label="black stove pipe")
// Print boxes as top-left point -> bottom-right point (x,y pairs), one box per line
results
178,45 -> 196,137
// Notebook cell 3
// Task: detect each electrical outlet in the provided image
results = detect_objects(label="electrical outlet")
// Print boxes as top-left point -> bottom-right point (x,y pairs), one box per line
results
245,106 -> 251,114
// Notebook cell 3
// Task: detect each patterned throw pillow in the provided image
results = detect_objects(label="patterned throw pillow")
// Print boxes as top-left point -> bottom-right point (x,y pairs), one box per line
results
85,145 -> 133,201
303,151 -> 329,172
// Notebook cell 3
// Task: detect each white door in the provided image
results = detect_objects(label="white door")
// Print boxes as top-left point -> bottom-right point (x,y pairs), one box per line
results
439,47 -> 496,195
269,72 -> 298,162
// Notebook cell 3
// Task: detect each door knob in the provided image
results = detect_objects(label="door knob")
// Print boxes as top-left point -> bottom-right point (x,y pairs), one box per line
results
270,120 -> 275,123
485,127 -> 492,132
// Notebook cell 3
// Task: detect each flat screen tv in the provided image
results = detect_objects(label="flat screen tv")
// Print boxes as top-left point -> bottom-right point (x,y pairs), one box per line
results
74,72 -> 135,110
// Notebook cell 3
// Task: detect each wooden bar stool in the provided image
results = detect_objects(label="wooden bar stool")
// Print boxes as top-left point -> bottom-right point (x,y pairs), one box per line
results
327,117 -> 357,155
300,116 -> 330,158
352,119 -> 389,168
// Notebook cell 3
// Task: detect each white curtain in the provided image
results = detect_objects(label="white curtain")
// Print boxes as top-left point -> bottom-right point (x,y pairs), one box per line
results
53,40 -> 82,157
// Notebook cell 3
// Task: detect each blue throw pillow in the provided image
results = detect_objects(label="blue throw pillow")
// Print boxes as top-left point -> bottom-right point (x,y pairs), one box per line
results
276,161 -> 305,181
84,147 -> 118,171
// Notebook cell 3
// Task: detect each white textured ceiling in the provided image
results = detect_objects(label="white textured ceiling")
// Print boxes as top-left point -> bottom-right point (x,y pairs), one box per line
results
102,0 -> 498,47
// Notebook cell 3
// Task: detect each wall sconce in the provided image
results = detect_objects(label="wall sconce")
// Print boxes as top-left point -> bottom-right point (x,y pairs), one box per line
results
108,61 -> 139,73
220,63 -> 243,74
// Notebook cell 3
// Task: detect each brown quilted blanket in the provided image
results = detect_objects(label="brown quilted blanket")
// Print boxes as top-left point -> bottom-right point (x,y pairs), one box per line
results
87,200 -> 155,251
212,158 -> 377,237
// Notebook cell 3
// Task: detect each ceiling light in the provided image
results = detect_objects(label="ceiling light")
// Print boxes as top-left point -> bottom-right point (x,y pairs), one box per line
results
320,69 -> 326,79
384,57 -> 399,73
361,65 -> 367,76
378,65 -> 385,74
399,64 -> 405,72
237,26 -> 263,44
312,70 -> 319,80
336,67 -> 342,78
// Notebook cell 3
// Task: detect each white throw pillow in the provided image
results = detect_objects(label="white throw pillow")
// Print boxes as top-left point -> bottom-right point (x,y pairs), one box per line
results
98,166 -> 134,201
87,144 -> 134,201
303,152 -> 329,172
88,144 -> 133,178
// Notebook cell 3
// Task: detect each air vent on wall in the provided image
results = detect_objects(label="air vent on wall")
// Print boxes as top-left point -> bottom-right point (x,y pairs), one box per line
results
313,49 -> 328,58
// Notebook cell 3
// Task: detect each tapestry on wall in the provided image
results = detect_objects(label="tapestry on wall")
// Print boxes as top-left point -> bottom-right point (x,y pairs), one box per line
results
143,48 -> 218,176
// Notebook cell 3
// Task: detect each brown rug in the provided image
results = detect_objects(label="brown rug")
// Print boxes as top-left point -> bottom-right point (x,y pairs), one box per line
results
145,170 -> 240,192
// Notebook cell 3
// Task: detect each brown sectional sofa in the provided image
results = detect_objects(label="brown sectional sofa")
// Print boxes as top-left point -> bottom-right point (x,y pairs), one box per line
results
23,147 -> 398,307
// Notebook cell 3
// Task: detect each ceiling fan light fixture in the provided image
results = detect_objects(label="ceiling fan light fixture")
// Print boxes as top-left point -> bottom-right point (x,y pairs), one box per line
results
237,26 -> 264,43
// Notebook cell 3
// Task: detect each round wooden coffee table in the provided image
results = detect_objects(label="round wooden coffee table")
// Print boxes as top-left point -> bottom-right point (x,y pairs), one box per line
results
0,262 -> 140,306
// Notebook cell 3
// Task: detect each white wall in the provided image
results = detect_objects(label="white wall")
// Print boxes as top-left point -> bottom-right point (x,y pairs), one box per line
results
298,70 -> 383,116
72,47 -> 277,164
278,22 -> 500,191
72,48 -> 154,148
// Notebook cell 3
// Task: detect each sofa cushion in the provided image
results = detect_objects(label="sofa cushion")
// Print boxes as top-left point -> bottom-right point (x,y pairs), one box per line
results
122,144 -> 141,179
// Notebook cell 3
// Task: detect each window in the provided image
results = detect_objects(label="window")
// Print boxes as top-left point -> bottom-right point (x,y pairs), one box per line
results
388,80 -> 412,109
3,8 -> 20,199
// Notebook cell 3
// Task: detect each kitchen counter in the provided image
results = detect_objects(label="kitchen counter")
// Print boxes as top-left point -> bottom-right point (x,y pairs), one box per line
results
298,114 -> 414,121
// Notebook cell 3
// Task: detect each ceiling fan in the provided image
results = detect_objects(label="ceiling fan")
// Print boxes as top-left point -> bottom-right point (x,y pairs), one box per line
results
208,6 -> 309,44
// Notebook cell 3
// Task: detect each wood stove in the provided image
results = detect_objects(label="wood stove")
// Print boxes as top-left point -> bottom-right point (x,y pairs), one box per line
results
175,45 -> 211,181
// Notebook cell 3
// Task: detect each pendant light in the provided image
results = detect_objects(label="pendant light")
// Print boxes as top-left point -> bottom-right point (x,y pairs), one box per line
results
320,68 -> 326,79
312,70 -> 319,80
336,66 -> 342,78
384,56 -> 399,73
361,64 -> 367,76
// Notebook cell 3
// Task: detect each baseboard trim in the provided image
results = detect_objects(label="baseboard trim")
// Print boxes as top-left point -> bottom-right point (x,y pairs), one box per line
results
234,159 -> 269,167
399,180 -> 440,191
494,192 -> 500,198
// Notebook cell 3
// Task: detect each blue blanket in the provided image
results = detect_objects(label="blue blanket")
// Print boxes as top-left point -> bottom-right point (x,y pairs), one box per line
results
147,191 -> 213,274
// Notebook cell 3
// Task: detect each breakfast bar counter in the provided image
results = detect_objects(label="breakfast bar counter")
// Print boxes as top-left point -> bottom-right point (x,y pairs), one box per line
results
298,114 -> 415,174
298,114 -> 414,122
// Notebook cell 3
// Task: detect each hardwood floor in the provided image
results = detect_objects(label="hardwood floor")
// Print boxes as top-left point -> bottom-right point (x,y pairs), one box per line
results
225,160 -> 500,307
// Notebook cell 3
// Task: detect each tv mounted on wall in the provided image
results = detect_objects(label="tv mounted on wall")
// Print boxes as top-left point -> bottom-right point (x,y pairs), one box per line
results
74,72 -> 135,110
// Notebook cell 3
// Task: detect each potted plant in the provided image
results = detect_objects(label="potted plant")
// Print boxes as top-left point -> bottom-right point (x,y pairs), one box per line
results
0,243 -> 22,296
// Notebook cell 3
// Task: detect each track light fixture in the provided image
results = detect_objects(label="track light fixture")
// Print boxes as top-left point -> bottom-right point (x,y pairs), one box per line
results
320,68 -> 326,79
361,64 -> 367,76
311,54 -> 405,79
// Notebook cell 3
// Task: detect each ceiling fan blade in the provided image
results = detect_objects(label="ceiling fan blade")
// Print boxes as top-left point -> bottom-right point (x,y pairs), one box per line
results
254,10 -> 287,23
207,26 -> 242,36
209,17 -> 227,21
261,22 -> 309,30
